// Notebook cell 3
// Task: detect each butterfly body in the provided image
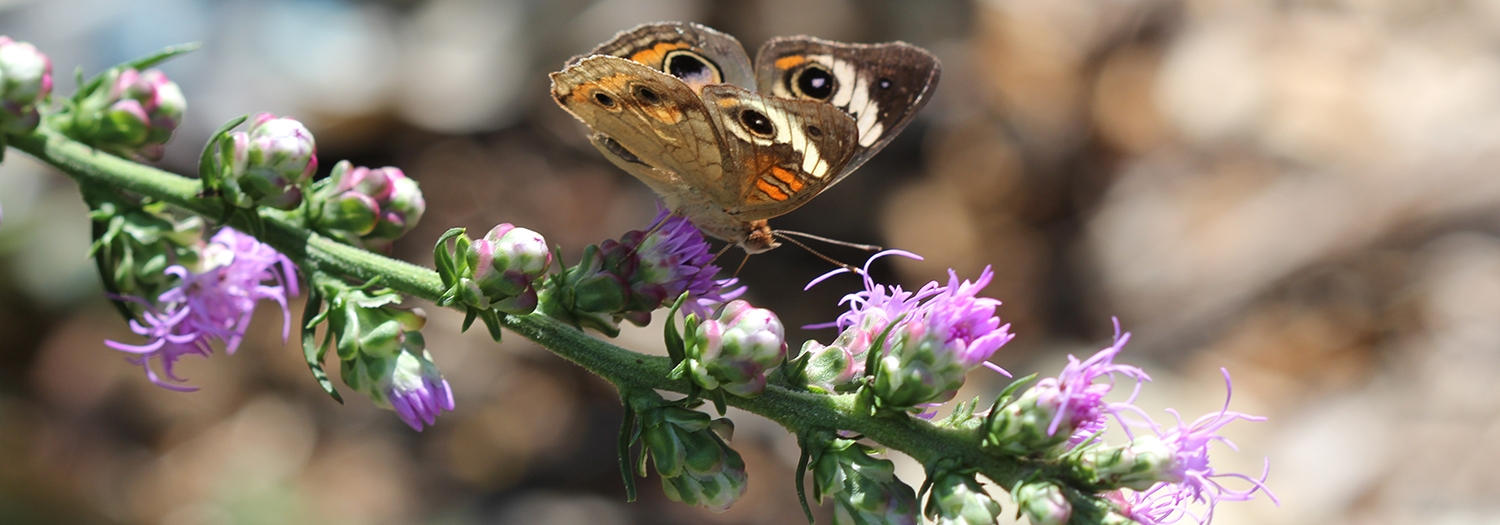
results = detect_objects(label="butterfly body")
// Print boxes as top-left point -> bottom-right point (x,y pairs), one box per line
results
551,22 -> 940,253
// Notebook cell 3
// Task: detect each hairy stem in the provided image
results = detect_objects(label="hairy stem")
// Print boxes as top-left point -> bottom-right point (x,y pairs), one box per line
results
9,126 -> 1117,522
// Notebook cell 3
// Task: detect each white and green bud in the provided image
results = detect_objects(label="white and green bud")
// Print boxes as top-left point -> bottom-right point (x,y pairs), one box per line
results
798,308 -> 887,393
639,406 -> 748,513
1066,435 -> 1179,491
1012,481 -> 1072,525
869,319 -> 971,412
223,113 -> 316,209
0,36 -> 52,134
924,472 -> 1002,525
676,300 -> 786,397
811,438 -> 919,525
982,381 -> 1072,455
459,223 -> 550,314
314,160 -> 427,250
72,68 -> 185,160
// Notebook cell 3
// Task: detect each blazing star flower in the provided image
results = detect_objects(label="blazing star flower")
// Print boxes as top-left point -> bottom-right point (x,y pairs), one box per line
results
628,208 -> 743,318
802,251 -> 1014,410
105,228 -> 298,390
983,319 -> 1153,455
547,208 -> 742,335
1090,370 -> 1277,524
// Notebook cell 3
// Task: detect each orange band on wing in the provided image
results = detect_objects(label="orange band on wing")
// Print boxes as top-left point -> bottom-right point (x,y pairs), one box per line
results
630,42 -> 689,67
774,55 -> 806,70
769,166 -> 804,192
756,179 -> 789,201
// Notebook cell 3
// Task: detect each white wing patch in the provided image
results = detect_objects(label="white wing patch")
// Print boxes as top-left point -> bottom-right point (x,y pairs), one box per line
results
722,97 -> 828,179
821,57 -> 884,148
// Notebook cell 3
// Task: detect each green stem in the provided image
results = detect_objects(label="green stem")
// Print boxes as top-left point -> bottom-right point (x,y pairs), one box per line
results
8,127 -> 1118,522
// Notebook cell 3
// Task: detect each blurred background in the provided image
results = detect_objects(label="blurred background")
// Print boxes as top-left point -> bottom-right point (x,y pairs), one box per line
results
2,0 -> 1499,523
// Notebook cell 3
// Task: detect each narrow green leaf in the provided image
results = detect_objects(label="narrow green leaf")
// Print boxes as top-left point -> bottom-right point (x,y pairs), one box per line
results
80,43 -> 202,96
664,292 -> 688,363
198,114 -> 247,188
301,286 -> 343,403
796,437 -> 815,524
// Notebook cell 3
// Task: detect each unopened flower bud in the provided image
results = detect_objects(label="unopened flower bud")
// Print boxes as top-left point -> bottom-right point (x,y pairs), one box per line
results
84,68 -> 185,160
224,113 -> 316,209
343,346 -> 454,432
1013,481 -> 1072,525
460,223 -> 550,314
1067,435 -> 1178,491
314,161 -> 427,249
925,472 -> 1002,525
0,36 -> 52,134
675,300 -> 787,397
811,437 -> 919,525
640,406 -> 748,512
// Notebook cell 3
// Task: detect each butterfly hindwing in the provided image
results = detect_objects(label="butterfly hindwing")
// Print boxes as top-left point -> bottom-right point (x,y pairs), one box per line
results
577,21 -> 755,94
698,84 -> 859,220
754,37 -> 941,180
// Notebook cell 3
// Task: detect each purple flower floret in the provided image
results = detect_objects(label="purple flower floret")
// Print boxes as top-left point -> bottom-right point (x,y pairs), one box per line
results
1113,370 -> 1277,525
630,208 -> 743,318
106,228 -> 298,390
1049,319 -> 1152,443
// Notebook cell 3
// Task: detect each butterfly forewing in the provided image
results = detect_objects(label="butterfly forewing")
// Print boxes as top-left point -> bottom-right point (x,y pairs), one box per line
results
698,84 -> 859,220
577,22 -> 756,94
754,38 -> 941,181
550,56 -> 728,198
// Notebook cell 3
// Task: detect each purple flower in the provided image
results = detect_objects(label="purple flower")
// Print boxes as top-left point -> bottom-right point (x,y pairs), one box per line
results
1104,370 -> 1277,524
385,349 -> 456,432
105,228 -> 298,390
802,251 -> 1014,409
1049,319 -> 1152,443
629,208 -> 743,318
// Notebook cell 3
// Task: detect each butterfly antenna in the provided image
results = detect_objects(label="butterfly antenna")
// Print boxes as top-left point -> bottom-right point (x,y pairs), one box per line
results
773,229 -> 883,252
773,232 -> 859,272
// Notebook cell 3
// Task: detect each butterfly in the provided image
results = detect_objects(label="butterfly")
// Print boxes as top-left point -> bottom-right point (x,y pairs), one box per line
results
550,22 -> 940,254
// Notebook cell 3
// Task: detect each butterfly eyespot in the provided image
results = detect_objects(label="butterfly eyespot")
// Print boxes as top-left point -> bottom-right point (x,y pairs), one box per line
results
806,125 -> 823,138
739,109 -> 775,137
665,52 -> 720,85
593,92 -> 616,107
634,86 -> 661,105
794,66 -> 836,100
878,78 -> 894,90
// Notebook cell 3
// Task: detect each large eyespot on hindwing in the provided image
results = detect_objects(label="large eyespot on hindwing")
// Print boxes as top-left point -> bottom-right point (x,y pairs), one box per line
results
662,49 -> 722,89
789,64 -> 836,101
738,108 -> 775,137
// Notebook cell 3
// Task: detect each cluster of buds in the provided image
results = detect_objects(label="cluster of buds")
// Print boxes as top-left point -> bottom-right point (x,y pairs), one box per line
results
62,67 -> 185,160
799,253 -> 1014,413
0,36 -> 52,134
809,436 -> 919,525
317,283 -> 453,431
544,210 -> 740,337
312,160 -> 426,250
637,404 -> 748,512
670,299 -> 787,397
212,113 -> 317,210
